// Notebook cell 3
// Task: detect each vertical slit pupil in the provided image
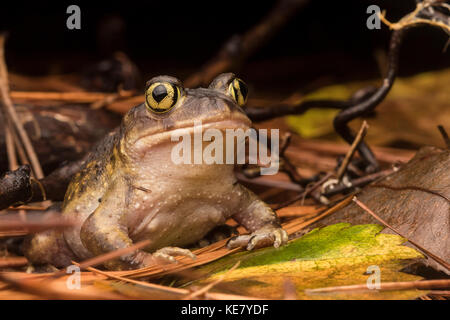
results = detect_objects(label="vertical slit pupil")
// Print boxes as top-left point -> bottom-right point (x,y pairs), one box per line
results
152,85 -> 168,103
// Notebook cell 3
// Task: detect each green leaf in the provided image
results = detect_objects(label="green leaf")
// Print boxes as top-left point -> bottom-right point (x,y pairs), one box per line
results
194,223 -> 425,300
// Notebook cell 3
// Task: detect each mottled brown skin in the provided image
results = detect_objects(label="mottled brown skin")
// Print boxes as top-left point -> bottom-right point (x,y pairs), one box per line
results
23,73 -> 288,270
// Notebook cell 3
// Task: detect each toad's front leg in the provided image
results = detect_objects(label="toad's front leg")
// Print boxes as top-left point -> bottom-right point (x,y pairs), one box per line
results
79,183 -> 194,270
227,184 -> 288,250
80,204 -> 153,270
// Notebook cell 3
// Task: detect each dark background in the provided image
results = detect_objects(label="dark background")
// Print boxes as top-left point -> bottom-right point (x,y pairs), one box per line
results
0,0 -> 449,93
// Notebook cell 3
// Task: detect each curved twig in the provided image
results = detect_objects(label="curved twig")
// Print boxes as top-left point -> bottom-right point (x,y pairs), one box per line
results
333,30 -> 405,172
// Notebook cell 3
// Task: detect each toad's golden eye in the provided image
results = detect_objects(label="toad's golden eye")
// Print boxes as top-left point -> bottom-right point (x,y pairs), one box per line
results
145,82 -> 180,113
228,78 -> 248,107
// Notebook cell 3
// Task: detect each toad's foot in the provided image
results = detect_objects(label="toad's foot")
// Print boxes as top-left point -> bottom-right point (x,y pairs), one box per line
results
226,227 -> 288,250
152,247 -> 196,264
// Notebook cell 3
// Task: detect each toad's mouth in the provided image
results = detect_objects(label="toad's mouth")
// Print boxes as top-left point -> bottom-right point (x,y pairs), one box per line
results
134,113 -> 252,147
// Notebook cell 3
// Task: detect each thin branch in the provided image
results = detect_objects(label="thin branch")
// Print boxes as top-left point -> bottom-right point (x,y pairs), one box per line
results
246,98 -> 354,122
437,125 -> 450,148
0,159 -> 85,210
0,257 -> 28,268
336,121 -> 369,180
0,214 -> 75,233
282,196 -> 353,235
10,90 -> 134,104
353,197 -> 450,272
0,272 -> 128,300
275,172 -> 333,209
305,279 -> 450,294
79,263 -> 260,300
0,35 -> 44,179
184,0 -> 310,87
60,239 -> 152,276
283,279 -> 298,300
369,184 -> 450,203
8,119 -> 29,167
322,168 -> 397,197
333,30 -> 404,171
0,165 -> 33,209
182,261 -> 241,300
379,1 -> 450,33
77,263 -> 188,296
4,120 -> 17,171
236,172 -> 303,192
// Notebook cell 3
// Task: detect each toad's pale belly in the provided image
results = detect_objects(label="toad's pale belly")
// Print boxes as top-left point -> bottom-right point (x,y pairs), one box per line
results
129,196 -> 239,251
